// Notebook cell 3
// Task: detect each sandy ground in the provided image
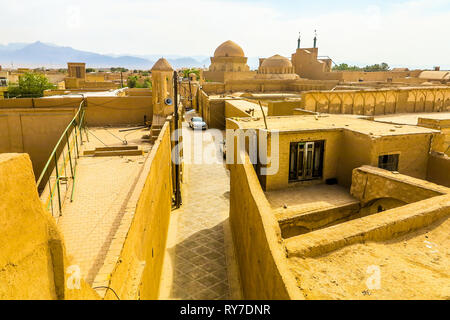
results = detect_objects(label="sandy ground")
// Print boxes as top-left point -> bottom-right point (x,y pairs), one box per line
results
288,217 -> 450,300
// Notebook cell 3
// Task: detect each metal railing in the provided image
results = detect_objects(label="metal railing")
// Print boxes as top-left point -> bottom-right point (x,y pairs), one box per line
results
36,97 -> 88,217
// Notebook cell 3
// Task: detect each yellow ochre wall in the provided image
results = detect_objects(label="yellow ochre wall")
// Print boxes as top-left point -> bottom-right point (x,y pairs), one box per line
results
229,153 -> 304,300
0,153 -> 99,300
0,108 -> 76,179
350,165 -> 449,206
0,96 -> 153,178
85,96 -> 152,126
301,87 -> 450,115
261,129 -> 434,190
263,130 -> 342,191
427,153 -> 450,188
105,122 -> 173,300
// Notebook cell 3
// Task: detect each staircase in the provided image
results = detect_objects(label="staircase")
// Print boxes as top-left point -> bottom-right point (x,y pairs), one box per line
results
150,123 -> 164,142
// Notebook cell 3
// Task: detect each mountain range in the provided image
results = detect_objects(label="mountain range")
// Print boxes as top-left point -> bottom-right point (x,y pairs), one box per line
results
0,42 -> 213,70
0,41 -> 262,70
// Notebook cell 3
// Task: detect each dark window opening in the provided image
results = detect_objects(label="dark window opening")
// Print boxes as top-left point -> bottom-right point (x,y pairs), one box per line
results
289,140 -> 324,182
378,154 -> 399,171
75,67 -> 82,79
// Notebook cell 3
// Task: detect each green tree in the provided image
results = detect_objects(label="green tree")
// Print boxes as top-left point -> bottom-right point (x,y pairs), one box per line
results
127,75 -> 138,88
333,62 -> 390,72
7,73 -> 55,98
181,68 -> 200,79
142,78 -> 152,89
363,62 -> 390,72
86,68 -> 96,73
333,63 -> 361,71
111,67 -> 128,73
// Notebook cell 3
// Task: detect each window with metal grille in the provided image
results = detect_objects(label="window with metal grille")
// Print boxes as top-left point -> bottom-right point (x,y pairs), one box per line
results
378,154 -> 399,171
289,140 -> 324,182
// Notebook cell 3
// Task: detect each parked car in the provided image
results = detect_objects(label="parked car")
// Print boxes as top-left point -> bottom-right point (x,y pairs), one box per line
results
189,117 -> 207,130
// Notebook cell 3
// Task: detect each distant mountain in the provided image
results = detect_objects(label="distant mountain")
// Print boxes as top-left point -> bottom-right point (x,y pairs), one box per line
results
0,41 -> 154,69
0,43 -> 29,52
0,41 -> 261,70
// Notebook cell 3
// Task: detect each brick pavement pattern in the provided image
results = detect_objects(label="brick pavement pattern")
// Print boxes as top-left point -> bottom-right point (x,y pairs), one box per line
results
57,128 -> 150,286
165,125 -> 234,300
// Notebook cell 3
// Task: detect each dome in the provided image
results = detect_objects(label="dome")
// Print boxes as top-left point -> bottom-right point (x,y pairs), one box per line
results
260,55 -> 292,69
151,58 -> 173,71
214,40 -> 245,58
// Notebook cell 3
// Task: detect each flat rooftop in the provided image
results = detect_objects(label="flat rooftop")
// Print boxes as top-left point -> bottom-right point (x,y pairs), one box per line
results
265,184 -> 357,220
233,114 -> 439,136
226,99 -> 268,118
57,126 -> 152,287
288,217 -> 450,299
375,112 -> 450,126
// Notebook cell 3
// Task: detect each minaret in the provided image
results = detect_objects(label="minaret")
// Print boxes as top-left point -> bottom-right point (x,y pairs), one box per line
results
297,32 -> 301,49
313,30 -> 317,48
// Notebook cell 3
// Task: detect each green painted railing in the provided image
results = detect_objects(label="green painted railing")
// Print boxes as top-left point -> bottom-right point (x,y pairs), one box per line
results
36,97 -> 89,217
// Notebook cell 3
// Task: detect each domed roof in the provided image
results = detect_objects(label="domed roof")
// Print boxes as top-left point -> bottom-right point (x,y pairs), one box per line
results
151,58 -> 173,71
261,55 -> 292,69
214,40 -> 245,57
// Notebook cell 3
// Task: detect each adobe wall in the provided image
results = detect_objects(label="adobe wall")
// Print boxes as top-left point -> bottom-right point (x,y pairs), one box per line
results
350,166 -> 449,206
124,88 -> 152,97
0,108 -> 76,178
85,96 -> 152,126
201,79 -> 337,95
285,193 -> 450,258
336,130 -> 374,187
229,153 -> 303,300
0,96 -> 153,126
105,122 -> 173,300
248,127 -> 433,190
427,153 -> 450,188
339,132 -> 432,188
301,87 -> 450,115
418,117 -> 450,154
0,153 -> 99,299
263,130 -> 343,191
286,166 -> 450,258
267,100 -> 303,116
225,100 -> 253,118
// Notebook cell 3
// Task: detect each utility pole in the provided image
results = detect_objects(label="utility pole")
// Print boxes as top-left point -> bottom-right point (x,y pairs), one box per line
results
173,70 -> 182,208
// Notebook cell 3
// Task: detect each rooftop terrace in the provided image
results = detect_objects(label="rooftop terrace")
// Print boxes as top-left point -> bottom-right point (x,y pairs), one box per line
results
233,114 -> 439,136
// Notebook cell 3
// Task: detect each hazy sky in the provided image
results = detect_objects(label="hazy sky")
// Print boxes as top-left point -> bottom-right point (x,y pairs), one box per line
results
1,0 -> 449,68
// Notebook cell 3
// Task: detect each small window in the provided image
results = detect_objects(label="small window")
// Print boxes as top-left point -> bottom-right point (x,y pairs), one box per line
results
378,154 -> 399,171
289,140 -> 324,182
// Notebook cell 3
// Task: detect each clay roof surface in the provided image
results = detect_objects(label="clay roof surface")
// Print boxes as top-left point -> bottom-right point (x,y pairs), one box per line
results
214,40 -> 245,58
151,58 -> 173,71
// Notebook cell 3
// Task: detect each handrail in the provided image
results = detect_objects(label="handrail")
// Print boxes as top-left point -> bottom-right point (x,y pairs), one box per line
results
37,96 -> 87,217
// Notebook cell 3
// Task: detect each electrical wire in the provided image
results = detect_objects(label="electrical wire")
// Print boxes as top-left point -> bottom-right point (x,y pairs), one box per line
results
92,286 -> 120,300
85,127 -> 108,146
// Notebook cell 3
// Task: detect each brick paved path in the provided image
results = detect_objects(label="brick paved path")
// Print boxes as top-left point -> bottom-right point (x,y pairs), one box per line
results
160,123 -> 241,299
57,128 -> 150,286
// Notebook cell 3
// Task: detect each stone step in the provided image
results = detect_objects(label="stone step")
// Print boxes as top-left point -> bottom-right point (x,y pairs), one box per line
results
92,149 -> 144,157
83,145 -> 139,156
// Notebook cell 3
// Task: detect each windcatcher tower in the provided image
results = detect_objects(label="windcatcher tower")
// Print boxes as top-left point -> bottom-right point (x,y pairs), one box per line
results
151,58 -> 174,126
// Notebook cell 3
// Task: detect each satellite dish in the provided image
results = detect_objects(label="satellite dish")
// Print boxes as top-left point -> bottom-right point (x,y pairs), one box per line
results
164,98 -> 173,106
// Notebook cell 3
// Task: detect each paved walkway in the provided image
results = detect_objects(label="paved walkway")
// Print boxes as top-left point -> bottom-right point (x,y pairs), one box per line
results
57,127 -> 151,286
159,122 -> 241,299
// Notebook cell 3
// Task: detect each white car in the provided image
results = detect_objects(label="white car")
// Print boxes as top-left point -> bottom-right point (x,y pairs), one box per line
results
189,117 -> 207,130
